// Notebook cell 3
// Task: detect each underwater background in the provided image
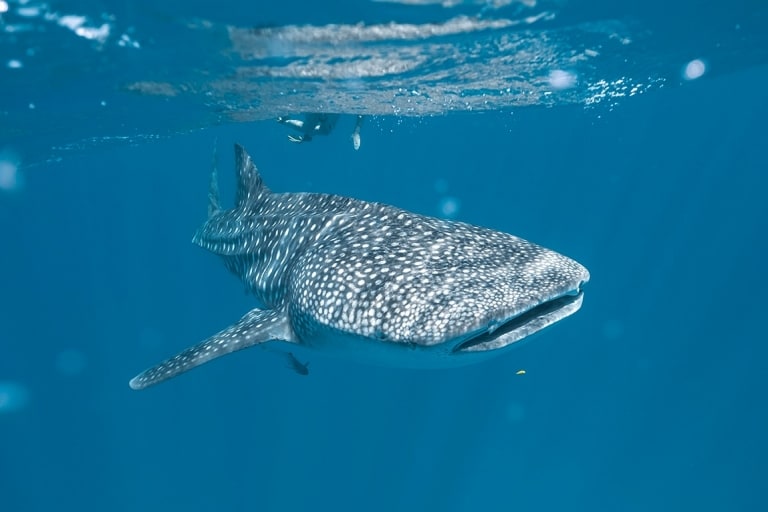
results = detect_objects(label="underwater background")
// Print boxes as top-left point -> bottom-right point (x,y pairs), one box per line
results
1,1 -> 767,511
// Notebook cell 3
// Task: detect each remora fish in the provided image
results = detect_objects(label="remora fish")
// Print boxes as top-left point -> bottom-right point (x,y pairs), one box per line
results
129,144 -> 589,390
284,352 -> 310,376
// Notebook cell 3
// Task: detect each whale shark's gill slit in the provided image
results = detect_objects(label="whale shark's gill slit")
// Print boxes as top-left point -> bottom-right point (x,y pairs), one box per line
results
454,292 -> 584,353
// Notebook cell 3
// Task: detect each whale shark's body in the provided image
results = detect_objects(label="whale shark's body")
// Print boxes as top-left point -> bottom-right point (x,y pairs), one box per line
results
129,144 -> 589,390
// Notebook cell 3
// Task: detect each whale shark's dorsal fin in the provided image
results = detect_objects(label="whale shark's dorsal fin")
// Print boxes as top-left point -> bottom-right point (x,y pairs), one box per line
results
234,143 -> 269,209
207,140 -> 221,218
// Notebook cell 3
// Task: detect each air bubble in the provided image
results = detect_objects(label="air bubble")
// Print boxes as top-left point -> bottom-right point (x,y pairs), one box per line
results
0,151 -> 21,191
683,59 -> 706,80
548,69 -> 577,90
0,381 -> 29,413
438,196 -> 460,219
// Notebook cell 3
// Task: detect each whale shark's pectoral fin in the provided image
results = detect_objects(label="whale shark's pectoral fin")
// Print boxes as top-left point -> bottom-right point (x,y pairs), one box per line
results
129,308 -> 295,390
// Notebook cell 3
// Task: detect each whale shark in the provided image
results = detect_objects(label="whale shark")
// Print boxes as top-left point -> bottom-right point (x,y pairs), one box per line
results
129,144 -> 589,390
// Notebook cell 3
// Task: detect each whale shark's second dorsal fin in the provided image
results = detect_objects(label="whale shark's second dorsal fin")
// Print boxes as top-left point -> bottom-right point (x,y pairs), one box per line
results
207,140 -> 221,218
234,144 -> 270,209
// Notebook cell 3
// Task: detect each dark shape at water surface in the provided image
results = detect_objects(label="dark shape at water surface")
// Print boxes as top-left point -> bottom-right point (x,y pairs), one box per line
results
278,113 -> 339,143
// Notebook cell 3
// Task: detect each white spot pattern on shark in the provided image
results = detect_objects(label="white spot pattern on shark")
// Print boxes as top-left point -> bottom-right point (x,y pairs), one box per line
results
129,144 -> 589,390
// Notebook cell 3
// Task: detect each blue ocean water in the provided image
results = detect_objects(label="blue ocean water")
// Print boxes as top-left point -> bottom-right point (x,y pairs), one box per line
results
1,1 -> 767,511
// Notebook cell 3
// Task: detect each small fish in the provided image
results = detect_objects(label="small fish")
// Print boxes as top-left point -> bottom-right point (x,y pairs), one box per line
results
285,352 -> 310,376
351,115 -> 364,150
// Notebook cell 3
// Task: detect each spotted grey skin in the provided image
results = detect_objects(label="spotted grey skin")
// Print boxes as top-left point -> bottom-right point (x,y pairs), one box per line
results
129,144 -> 589,390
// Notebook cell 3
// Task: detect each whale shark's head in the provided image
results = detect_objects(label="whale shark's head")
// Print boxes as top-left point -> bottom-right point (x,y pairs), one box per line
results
448,257 -> 589,356
286,208 -> 590,366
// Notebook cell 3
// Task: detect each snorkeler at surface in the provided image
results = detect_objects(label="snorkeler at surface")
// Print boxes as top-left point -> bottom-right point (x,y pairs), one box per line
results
278,113 -> 365,150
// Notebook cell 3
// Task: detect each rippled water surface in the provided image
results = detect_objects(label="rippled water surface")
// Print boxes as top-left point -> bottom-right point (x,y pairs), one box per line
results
2,0 -> 766,164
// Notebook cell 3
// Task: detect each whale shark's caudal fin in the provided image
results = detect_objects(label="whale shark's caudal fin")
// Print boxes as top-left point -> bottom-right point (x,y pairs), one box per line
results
234,144 -> 270,209
129,308 -> 295,390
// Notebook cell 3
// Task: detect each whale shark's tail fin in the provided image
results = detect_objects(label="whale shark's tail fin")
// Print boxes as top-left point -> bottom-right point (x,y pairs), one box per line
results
234,144 -> 270,209
129,308 -> 296,390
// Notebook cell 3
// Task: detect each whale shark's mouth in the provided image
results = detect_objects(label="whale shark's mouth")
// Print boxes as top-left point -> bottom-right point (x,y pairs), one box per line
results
453,290 -> 585,354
